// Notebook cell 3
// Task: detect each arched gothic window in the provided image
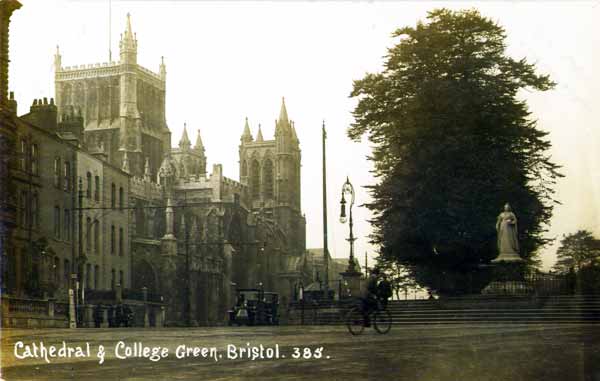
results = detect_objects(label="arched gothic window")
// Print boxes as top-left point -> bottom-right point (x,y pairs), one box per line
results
250,160 -> 260,199
241,160 -> 247,177
263,159 -> 274,199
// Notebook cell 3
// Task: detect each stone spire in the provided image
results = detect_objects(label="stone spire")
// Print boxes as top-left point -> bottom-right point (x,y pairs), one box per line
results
241,117 -> 253,143
193,129 -> 207,177
275,97 -> 291,136
256,124 -> 264,142
124,12 -> 134,42
159,56 -> 166,80
164,197 -> 175,239
278,97 -> 289,125
179,123 -> 191,150
193,129 -> 204,152
54,45 -> 61,71
144,157 -> 151,181
291,120 -> 298,142
119,13 -> 137,63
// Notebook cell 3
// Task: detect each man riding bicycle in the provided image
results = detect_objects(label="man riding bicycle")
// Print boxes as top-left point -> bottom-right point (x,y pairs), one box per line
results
346,268 -> 393,335
362,269 -> 381,327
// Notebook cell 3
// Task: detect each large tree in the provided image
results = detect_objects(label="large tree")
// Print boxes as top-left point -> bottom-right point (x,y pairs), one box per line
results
349,9 -> 562,295
553,230 -> 599,274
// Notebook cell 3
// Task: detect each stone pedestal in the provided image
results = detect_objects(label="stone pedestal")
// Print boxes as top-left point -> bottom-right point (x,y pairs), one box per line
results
68,289 -> 77,328
101,308 -> 109,328
482,261 -> 533,295
340,270 -> 363,299
84,304 -> 95,328
492,252 -> 523,263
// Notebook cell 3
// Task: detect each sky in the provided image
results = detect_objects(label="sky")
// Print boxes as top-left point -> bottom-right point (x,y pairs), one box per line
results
8,0 -> 600,271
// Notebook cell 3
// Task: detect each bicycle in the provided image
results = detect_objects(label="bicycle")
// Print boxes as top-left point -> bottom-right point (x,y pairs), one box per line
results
345,298 -> 392,335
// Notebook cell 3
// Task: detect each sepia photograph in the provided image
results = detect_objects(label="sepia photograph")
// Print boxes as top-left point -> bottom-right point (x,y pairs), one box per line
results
0,0 -> 599,380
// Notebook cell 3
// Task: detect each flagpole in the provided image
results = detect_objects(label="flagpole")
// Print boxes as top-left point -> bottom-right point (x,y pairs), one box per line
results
108,0 -> 112,62
322,120 -> 329,298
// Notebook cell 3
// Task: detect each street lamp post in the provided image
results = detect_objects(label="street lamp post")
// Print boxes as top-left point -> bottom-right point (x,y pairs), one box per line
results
339,177 -> 358,273
339,177 -> 362,299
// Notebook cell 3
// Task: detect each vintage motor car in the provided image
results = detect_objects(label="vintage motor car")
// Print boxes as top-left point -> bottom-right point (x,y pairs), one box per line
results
228,288 -> 279,326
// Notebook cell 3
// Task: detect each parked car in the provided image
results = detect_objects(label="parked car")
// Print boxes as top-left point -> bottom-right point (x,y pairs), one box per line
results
228,288 -> 279,326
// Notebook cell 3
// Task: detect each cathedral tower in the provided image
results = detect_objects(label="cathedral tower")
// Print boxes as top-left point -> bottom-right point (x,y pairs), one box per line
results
54,14 -> 170,179
238,98 -> 304,256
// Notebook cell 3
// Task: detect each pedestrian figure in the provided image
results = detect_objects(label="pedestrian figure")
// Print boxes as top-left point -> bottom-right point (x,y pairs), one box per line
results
115,303 -> 124,327
123,304 -> 134,327
107,304 -> 115,328
93,303 -> 103,328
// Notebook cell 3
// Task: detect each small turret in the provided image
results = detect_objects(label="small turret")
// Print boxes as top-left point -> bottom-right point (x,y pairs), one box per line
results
192,129 -> 207,177
54,45 -> 62,71
158,154 -> 176,188
241,117 -> 253,143
279,97 -> 289,125
256,124 -> 264,142
119,13 -> 137,64
291,120 -> 298,143
144,157 -> 152,181
193,128 -> 204,152
275,97 -> 291,136
159,56 -> 166,81
179,123 -> 191,150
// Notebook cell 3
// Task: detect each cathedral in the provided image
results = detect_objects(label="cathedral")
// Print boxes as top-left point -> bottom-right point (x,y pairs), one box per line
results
51,14 -> 307,325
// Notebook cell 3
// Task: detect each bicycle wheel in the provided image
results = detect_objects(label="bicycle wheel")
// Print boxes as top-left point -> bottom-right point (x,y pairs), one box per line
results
346,307 -> 365,336
373,309 -> 392,334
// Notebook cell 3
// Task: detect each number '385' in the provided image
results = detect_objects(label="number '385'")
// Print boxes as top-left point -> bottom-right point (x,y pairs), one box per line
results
292,347 -> 324,359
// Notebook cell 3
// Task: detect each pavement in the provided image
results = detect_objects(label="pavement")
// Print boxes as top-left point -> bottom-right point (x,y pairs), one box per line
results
1,324 -> 600,381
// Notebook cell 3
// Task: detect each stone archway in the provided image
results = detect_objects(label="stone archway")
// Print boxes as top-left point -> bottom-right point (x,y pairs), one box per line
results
133,259 -> 158,294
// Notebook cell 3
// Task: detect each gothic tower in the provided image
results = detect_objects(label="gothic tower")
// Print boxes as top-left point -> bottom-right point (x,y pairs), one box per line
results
238,98 -> 305,257
54,14 -> 170,179
118,13 -> 142,161
171,124 -> 207,179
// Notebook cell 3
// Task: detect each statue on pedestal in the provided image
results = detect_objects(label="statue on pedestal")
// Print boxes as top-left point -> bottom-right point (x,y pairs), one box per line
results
492,203 -> 523,263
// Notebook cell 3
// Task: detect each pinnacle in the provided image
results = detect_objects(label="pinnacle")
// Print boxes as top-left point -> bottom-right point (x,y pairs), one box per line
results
256,124 -> 264,142
194,129 -> 205,151
278,96 -> 289,125
241,117 -> 253,142
179,123 -> 191,149
126,13 -> 133,35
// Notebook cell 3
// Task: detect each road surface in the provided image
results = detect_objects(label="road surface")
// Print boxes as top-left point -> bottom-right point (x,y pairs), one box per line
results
2,324 -> 599,380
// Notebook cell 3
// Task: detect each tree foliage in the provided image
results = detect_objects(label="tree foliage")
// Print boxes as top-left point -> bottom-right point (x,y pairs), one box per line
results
374,257 -> 419,300
349,9 -> 562,294
553,230 -> 600,274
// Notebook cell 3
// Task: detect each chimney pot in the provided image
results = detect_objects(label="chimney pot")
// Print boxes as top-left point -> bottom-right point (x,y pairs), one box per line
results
43,97 -> 48,105
9,92 -> 14,100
